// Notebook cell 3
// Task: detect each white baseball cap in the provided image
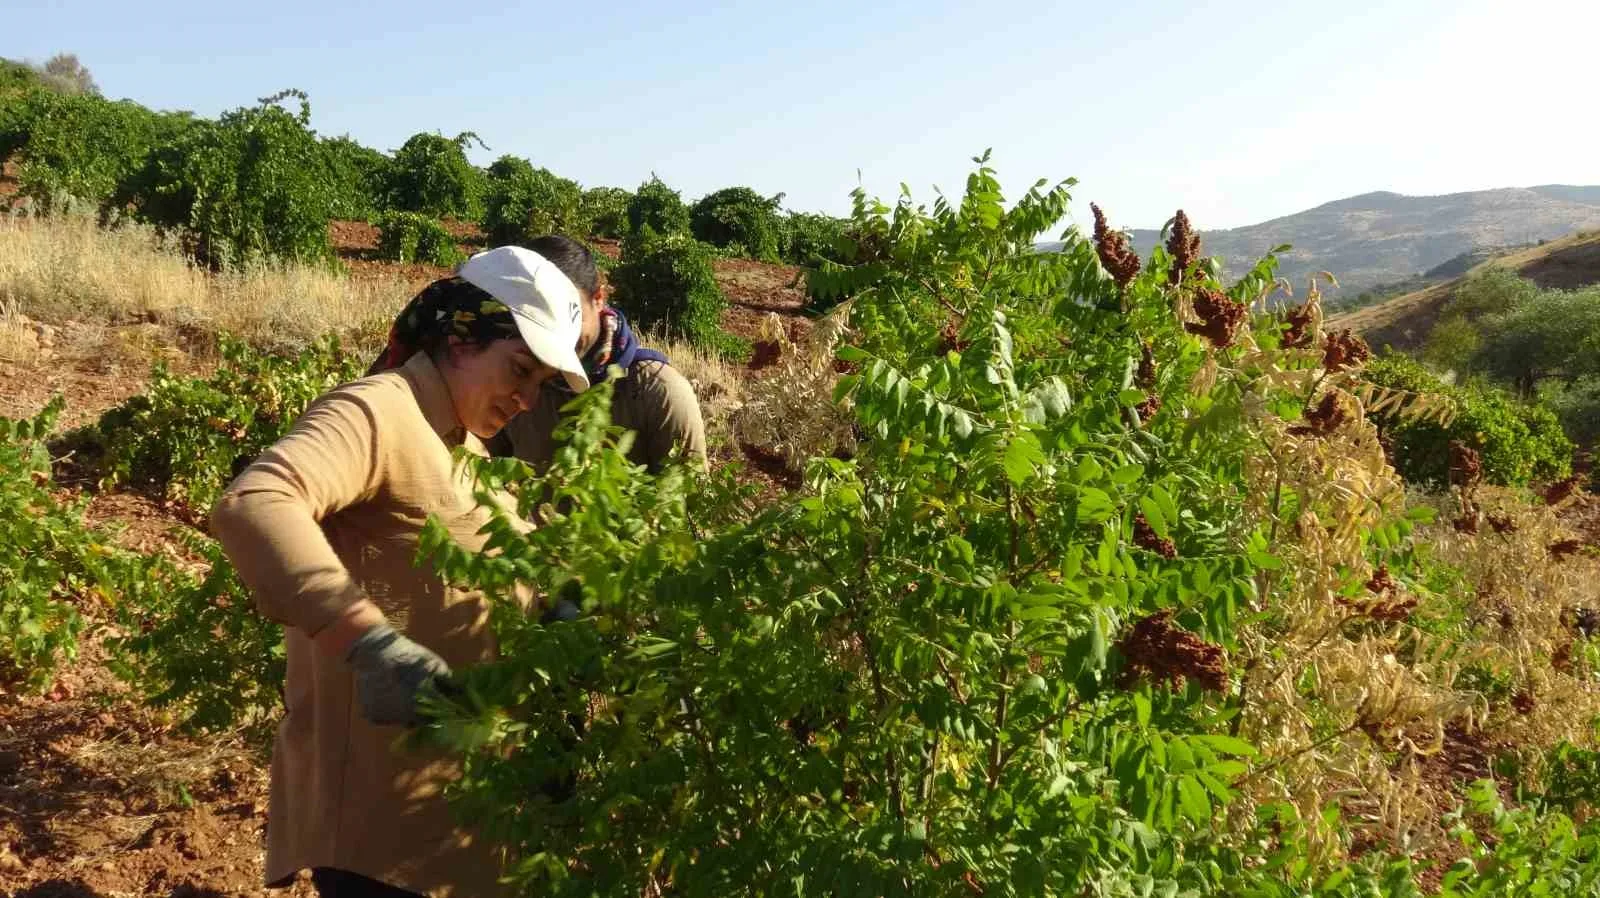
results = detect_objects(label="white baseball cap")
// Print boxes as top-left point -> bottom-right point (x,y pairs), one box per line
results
456,246 -> 590,392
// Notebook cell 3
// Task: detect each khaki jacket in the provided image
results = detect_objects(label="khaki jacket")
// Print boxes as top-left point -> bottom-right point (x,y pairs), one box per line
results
211,352 -> 523,897
498,360 -> 707,473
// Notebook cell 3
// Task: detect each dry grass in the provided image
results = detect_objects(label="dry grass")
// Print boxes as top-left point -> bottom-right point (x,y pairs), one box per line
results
729,307 -> 856,471
0,299 -> 38,364
644,329 -> 745,446
0,214 -> 408,356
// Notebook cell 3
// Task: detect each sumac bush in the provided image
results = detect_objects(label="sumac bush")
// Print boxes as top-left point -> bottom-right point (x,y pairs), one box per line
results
481,155 -> 585,246
1363,355 -> 1572,487
387,131 -> 488,220
689,186 -> 783,261
374,210 -> 466,267
609,230 -> 731,353
625,175 -> 690,236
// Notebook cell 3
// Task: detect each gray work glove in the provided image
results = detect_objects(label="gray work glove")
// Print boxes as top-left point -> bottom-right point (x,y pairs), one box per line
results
345,623 -> 452,727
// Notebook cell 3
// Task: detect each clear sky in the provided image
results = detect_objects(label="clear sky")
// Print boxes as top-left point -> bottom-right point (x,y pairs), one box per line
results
7,0 -> 1596,232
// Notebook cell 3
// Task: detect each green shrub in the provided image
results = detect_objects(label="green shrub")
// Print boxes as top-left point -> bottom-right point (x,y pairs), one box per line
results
581,186 -> 632,239
90,334 -> 364,513
0,399 -> 89,690
0,88 -> 195,214
386,131 -> 488,220
609,231 -> 730,353
0,398 -> 150,692
322,135 -> 393,220
108,533 -> 284,743
625,175 -> 689,236
481,155 -> 585,246
1363,355 -> 1573,486
689,186 -> 783,261
374,210 -> 466,267
779,210 -> 848,265
119,90 -> 334,269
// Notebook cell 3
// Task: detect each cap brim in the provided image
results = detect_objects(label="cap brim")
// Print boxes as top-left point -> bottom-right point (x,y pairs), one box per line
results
508,310 -> 589,392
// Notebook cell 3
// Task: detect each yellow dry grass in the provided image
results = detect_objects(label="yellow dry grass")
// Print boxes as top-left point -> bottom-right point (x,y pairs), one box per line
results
642,329 -> 744,445
0,299 -> 38,364
0,214 -> 408,355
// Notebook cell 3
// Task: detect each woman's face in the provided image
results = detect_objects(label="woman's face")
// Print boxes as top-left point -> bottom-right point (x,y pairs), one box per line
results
441,337 -> 559,437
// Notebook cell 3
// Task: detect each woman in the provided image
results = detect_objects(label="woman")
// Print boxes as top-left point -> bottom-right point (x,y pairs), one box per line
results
492,234 -> 707,473
211,246 -> 590,898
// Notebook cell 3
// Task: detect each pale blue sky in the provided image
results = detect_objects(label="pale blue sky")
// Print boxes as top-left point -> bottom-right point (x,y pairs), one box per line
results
7,0 -> 1596,231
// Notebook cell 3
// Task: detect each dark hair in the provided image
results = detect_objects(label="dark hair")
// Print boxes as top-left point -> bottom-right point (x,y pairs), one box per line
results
520,234 -> 599,298
366,276 -> 519,376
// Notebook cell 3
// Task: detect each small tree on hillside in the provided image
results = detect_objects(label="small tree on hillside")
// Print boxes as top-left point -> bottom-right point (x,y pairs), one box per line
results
626,175 -> 689,237
581,186 -> 632,239
481,154 -> 585,246
689,186 -> 784,260
609,230 -> 729,352
387,131 -> 488,220
121,90 -> 335,269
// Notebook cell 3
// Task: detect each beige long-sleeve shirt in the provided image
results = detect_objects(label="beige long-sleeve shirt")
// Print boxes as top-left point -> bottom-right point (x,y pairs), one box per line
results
498,359 -> 707,473
211,351 -> 523,897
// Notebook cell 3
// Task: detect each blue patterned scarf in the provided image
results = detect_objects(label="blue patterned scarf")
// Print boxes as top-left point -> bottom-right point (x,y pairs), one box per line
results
584,308 -> 668,384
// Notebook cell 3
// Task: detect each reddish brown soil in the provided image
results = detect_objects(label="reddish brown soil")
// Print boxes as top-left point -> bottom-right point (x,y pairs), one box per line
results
0,667 -> 313,898
711,257 -> 810,345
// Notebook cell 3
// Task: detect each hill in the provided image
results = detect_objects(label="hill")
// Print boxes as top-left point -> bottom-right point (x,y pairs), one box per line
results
1327,229 -> 1600,351
1052,186 -> 1600,294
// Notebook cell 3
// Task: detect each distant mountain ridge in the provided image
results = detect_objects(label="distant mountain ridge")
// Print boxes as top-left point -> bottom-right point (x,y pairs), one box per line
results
1054,185 -> 1600,293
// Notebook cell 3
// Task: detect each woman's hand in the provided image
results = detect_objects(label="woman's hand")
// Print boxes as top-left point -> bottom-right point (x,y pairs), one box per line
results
342,623 -> 453,727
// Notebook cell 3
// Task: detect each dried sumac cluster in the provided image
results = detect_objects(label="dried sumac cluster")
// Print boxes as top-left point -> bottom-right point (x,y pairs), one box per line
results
1336,566 -> 1416,623
1116,610 -> 1228,693
1166,210 -> 1200,286
1134,342 -> 1161,424
1282,301 -> 1317,349
1289,391 -> 1352,437
1186,288 -> 1248,348
1322,329 -> 1372,373
1549,539 -> 1586,560
1091,203 -> 1141,289
1544,475 -> 1584,507
1449,441 -> 1483,489
748,340 -> 782,371
1133,513 -> 1177,558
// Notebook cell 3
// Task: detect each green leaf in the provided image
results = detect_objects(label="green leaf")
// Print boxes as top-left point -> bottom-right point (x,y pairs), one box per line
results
1150,483 -> 1178,527
1138,495 -> 1169,539
1177,775 -> 1211,821
1110,464 -> 1145,485
1247,549 -> 1282,571
1001,432 -> 1046,485
1193,735 -> 1259,757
